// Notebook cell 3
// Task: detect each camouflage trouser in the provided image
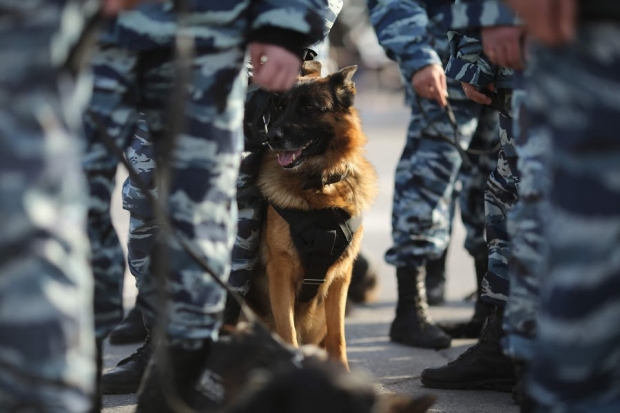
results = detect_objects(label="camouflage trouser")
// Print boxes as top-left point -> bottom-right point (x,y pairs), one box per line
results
0,14 -> 94,412
122,117 -> 157,294
527,25 -> 620,412
384,97 -> 499,268
480,92 -> 519,306
83,44 -> 245,343
502,70 -> 550,362
230,146 -> 264,295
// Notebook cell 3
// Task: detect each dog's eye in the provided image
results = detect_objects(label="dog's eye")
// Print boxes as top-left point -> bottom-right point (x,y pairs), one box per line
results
304,105 -> 315,112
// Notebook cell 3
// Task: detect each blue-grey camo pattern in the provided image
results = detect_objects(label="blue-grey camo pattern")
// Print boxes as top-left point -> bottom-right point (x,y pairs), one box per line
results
480,92 -> 518,306
441,0 -> 522,305
442,0 -> 520,30
526,25 -> 620,413
230,0 -> 342,295
0,0 -> 95,410
99,0 -> 332,51
122,116 -> 157,294
85,1 -> 332,342
367,0 -> 470,104
367,0 -> 499,267
386,98 -> 499,267
458,113 -> 500,259
443,0 -> 519,90
502,68 -> 549,363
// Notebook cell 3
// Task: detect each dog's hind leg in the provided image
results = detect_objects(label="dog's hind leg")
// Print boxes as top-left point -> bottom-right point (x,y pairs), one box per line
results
266,260 -> 299,347
324,267 -> 352,370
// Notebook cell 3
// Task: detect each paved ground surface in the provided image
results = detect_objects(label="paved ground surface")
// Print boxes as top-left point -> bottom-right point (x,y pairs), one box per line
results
104,80 -> 518,413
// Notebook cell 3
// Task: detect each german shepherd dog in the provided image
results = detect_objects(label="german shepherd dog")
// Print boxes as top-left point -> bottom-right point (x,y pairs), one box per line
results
243,61 -> 378,369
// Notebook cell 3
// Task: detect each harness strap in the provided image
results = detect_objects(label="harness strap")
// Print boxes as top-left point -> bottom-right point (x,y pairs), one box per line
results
272,206 -> 362,303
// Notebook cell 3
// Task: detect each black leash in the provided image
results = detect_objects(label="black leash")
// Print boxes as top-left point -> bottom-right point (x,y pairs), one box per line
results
415,94 -> 502,169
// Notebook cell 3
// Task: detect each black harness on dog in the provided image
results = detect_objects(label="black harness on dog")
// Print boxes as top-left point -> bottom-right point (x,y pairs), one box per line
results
273,204 -> 362,303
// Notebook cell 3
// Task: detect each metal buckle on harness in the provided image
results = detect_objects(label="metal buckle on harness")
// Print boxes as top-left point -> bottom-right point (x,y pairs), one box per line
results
302,279 -> 326,285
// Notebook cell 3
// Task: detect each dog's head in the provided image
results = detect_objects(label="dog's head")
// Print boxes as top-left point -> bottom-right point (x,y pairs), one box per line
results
195,323 -> 435,413
265,62 -> 363,172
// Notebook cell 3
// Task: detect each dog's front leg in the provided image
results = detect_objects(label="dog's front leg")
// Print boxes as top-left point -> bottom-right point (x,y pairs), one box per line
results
266,260 -> 299,347
324,268 -> 352,370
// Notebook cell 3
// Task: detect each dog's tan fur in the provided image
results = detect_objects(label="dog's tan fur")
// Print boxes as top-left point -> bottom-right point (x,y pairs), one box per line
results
245,63 -> 378,369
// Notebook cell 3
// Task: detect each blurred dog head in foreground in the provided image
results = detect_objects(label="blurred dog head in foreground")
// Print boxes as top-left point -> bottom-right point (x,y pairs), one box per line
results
194,323 -> 435,413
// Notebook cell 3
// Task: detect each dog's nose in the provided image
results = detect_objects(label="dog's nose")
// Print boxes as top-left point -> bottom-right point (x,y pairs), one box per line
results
267,128 -> 284,145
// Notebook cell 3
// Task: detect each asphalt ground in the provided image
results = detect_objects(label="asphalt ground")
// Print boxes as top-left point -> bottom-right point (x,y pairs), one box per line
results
104,82 -> 518,413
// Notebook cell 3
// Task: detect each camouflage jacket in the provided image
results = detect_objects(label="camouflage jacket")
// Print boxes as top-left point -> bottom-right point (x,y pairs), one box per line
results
366,0 -> 469,103
443,0 -> 521,90
99,0 -> 337,56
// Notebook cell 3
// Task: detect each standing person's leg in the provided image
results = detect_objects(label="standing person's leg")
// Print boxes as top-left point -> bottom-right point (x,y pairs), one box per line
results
527,27 -> 620,412
386,97 -> 486,350
422,91 -> 519,392
136,42 -> 246,410
108,116 -> 154,345
83,45 -> 140,340
225,88 -> 266,324
0,16 -> 94,412
440,105 -> 498,338
102,117 -> 156,395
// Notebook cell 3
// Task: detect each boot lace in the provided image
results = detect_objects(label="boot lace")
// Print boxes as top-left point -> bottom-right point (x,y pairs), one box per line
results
118,336 -> 153,368
446,315 -> 493,366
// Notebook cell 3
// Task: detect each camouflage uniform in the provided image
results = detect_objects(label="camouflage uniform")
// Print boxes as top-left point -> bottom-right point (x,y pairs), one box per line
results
444,0 -> 547,363
444,0 -> 520,308
122,116 -> 156,295
0,0 -> 97,410
526,24 -> 620,412
84,0 -> 331,343
367,0 -> 499,270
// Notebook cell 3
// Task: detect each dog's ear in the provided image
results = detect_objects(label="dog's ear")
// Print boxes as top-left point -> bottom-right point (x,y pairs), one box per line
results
378,394 -> 436,413
329,65 -> 357,108
301,60 -> 322,78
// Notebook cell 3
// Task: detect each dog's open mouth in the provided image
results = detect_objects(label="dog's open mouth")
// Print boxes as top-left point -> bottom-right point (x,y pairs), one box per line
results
277,148 -> 303,167
275,140 -> 315,169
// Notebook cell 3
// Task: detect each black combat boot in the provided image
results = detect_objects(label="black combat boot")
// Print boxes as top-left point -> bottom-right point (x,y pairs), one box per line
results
421,307 -> 516,391
425,250 -> 447,306
389,266 -> 452,349
439,254 -> 494,338
108,307 -> 148,345
101,335 -> 153,394
136,339 -> 212,413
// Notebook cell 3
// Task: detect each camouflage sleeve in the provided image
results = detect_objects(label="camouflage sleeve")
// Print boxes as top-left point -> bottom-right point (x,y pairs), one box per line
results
247,0 -> 335,57
367,0 -> 442,83
443,0 -> 521,30
444,31 -> 496,86
443,1 -> 518,88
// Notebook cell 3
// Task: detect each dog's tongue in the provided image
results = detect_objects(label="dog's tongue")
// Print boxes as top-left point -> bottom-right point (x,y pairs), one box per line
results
277,149 -> 303,166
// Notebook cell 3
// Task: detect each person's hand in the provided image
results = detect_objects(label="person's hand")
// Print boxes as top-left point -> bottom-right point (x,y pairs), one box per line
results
480,26 -> 525,70
249,43 -> 302,92
411,64 -> 448,107
102,0 -> 145,16
505,0 -> 576,47
461,82 -> 493,105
